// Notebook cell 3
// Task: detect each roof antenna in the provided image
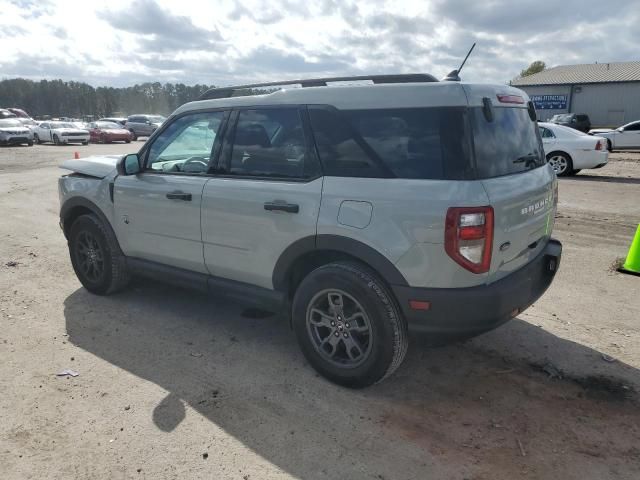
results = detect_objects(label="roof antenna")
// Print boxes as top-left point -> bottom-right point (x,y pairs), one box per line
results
443,43 -> 476,81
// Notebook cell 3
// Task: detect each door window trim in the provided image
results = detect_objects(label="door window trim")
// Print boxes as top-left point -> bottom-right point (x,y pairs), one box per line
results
216,105 -> 323,183
137,108 -> 231,177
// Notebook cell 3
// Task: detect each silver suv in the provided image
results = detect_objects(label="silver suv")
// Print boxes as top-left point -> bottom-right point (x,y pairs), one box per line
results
58,74 -> 562,388
124,114 -> 165,140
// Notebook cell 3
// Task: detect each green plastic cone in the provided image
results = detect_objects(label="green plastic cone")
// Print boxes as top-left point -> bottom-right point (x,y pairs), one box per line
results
621,224 -> 640,275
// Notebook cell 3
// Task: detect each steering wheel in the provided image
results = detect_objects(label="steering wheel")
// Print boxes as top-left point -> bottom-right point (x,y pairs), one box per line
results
182,157 -> 209,173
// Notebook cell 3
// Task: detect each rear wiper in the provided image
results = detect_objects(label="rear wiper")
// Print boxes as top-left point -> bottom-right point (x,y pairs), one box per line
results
513,153 -> 539,164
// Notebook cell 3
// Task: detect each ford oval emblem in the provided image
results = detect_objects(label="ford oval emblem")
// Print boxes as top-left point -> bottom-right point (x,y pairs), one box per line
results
499,241 -> 511,252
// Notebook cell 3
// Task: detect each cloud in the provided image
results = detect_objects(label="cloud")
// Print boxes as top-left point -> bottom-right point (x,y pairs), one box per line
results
0,0 -> 638,87
98,0 -> 223,52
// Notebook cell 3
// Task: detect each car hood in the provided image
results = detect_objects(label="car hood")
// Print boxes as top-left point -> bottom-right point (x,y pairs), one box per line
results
55,128 -> 89,134
60,155 -> 121,178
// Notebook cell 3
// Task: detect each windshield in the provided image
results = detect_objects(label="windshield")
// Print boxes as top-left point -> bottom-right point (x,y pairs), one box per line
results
95,122 -> 121,129
51,122 -> 75,128
470,106 -> 545,178
0,119 -> 22,127
551,114 -> 572,122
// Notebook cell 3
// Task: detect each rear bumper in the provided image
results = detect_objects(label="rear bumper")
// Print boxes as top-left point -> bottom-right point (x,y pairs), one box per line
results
392,239 -> 562,336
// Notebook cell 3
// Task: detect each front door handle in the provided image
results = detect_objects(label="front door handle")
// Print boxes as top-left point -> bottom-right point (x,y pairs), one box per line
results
264,202 -> 299,213
166,191 -> 192,201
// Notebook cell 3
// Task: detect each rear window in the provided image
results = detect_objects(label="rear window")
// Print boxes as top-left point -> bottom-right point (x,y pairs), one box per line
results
470,106 -> 545,179
308,106 -> 472,179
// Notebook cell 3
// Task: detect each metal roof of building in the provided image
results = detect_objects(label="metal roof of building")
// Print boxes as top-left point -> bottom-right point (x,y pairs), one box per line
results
512,61 -> 640,86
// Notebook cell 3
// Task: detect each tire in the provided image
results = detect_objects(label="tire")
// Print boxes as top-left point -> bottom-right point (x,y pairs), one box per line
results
546,151 -> 573,177
53,134 -> 60,145
27,140 -> 34,146
68,214 -> 130,295
129,130 -> 137,141
33,133 -> 40,144
606,139 -> 613,152
82,141 -> 88,145
125,139 -> 131,144
292,262 -> 408,388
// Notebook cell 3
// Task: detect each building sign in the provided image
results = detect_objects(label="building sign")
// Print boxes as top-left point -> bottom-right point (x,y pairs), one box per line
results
531,95 -> 567,110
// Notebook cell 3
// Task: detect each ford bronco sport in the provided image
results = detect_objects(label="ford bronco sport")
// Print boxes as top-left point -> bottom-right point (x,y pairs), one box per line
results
59,74 -> 562,388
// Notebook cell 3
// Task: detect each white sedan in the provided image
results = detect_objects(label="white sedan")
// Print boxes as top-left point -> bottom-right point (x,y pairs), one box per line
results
589,120 -> 640,151
33,121 -> 89,145
538,122 -> 608,176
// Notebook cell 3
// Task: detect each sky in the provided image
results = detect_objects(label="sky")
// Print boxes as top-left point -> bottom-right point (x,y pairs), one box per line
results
0,0 -> 639,88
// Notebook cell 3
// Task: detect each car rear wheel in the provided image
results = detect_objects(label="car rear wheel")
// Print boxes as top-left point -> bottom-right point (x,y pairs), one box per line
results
33,133 -> 40,144
27,140 -> 33,146
292,262 -> 408,388
606,139 -> 613,152
68,214 -> 130,295
546,152 -> 573,176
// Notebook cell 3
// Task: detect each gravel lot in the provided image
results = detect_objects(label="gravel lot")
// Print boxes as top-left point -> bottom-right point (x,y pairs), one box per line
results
1,143 -> 639,479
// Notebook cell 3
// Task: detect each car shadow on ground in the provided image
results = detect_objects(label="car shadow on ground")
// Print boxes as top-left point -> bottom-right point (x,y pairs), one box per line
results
564,174 -> 640,185
63,283 -> 640,479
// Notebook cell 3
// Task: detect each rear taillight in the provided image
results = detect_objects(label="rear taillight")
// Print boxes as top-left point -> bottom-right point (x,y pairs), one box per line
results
496,94 -> 525,104
595,140 -> 603,150
445,207 -> 494,274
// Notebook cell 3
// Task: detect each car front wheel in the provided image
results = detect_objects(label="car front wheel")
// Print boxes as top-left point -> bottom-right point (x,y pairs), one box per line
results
68,214 -> 130,295
292,262 -> 408,388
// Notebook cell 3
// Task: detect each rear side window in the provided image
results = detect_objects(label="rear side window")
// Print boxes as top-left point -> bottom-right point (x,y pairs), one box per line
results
308,106 -> 472,179
229,108 -> 318,179
470,107 -> 545,179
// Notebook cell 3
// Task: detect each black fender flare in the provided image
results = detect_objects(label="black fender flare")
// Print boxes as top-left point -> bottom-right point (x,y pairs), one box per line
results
272,234 -> 409,291
60,197 -> 118,247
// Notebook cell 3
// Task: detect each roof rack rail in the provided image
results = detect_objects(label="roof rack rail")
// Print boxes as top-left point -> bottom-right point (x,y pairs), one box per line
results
199,73 -> 438,100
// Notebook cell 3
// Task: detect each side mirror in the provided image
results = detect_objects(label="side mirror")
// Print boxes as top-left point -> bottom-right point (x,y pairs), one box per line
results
118,154 -> 141,176
146,120 -> 152,125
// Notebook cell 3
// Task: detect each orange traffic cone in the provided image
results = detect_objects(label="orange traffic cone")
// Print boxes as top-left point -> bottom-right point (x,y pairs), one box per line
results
74,152 -> 80,159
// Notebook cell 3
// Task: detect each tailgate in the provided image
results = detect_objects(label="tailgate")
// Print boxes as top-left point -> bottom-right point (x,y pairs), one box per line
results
482,165 -> 557,283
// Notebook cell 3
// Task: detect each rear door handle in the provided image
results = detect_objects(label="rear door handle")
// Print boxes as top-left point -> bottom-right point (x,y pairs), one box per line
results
264,202 -> 299,213
166,191 -> 192,201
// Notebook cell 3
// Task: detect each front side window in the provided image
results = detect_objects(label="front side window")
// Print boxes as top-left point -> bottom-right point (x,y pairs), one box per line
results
229,108 -> 315,179
146,111 -> 225,174
624,122 -> 640,131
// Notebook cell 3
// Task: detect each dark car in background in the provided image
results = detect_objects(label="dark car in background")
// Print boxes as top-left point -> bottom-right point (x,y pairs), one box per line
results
549,113 -> 591,133
124,114 -> 165,140
7,108 -> 31,118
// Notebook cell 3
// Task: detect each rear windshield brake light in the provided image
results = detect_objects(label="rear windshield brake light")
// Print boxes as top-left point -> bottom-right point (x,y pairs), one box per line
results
496,94 -> 525,104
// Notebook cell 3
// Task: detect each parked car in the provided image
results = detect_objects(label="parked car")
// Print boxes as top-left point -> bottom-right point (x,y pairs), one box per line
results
17,117 -> 38,130
589,120 -> 640,151
7,108 -> 31,118
98,117 -> 127,126
33,121 -> 89,145
88,121 -> 133,143
0,108 -> 17,119
539,122 -> 608,176
124,114 -> 165,140
0,118 -> 34,146
548,113 -> 591,133
58,74 -> 562,388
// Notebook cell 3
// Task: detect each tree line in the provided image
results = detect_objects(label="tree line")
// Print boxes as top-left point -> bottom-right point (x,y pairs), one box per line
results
0,78 -> 215,118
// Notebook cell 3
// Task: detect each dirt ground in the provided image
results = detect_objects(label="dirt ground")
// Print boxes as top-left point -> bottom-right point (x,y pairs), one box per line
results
1,143 -> 639,480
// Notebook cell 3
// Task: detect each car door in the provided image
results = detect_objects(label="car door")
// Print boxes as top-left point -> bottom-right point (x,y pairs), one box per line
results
539,126 -> 557,152
113,110 -> 228,273
618,121 -> 640,148
38,122 -> 50,142
201,106 -> 323,289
